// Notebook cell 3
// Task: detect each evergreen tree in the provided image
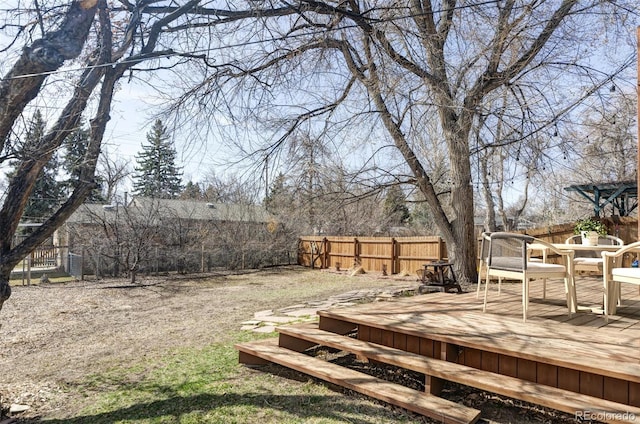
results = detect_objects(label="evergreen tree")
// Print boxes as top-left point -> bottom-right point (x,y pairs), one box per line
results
61,121 -> 105,202
7,110 -> 65,223
133,119 -> 183,198
383,185 -> 410,226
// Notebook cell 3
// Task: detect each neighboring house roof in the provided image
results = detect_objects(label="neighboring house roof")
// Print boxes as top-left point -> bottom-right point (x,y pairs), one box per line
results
130,197 -> 272,222
66,197 -> 273,225
65,203 -> 117,224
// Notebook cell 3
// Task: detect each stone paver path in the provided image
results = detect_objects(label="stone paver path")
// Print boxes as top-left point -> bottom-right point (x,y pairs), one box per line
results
241,283 -> 422,333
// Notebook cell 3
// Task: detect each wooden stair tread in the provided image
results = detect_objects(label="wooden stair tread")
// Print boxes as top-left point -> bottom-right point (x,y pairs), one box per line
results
277,323 -> 640,423
235,338 -> 481,424
318,306 -> 640,382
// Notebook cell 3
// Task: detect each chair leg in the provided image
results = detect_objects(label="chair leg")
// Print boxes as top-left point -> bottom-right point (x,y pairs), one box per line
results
542,278 -> 547,299
603,278 -> 610,323
476,262 -> 484,299
522,279 -> 529,322
617,283 -> 622,306
482,271 -> 491,312
572,275 -> 577,314
563,276 -> 574,318
611,281 -> 620,315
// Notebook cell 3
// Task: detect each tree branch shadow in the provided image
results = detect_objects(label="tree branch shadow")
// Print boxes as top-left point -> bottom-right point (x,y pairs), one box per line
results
26,392 -> 395,424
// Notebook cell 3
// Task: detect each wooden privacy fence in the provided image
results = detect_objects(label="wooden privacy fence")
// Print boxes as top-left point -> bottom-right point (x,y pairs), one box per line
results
298,236 -> 447,275
298,218 -> 639,274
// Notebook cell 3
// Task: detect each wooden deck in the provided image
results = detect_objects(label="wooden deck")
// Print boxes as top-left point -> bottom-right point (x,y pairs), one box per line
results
236,276 -> 640,423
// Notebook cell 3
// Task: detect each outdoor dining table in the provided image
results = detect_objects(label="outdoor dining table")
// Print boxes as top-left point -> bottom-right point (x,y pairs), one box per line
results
528,243 -> 624,314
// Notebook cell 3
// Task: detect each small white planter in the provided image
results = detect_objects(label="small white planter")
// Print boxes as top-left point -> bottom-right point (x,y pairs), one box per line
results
581,231 -> 599,246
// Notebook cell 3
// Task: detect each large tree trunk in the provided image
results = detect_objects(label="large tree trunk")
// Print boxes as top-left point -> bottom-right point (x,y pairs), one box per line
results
446,185 -> 478,286
438,114 -> 477,285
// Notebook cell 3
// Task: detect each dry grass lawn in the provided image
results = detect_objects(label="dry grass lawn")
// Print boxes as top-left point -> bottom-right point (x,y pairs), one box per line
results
0,266 -> 580,423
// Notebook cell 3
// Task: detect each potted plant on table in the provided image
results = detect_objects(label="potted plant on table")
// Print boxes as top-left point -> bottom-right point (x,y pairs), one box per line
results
573,218 -> 608,246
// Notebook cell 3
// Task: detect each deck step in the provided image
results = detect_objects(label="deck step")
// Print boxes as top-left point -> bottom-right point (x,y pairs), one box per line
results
235,338 -> 481,424
276,323 -> 640,424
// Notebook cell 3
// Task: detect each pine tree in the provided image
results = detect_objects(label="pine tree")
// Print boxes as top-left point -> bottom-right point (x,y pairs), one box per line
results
61,121 -> 105,202
7,110 -> 65,224
133,119 -> 183,198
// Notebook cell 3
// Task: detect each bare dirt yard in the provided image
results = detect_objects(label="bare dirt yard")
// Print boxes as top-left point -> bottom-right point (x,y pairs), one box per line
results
0,266 -> 580,423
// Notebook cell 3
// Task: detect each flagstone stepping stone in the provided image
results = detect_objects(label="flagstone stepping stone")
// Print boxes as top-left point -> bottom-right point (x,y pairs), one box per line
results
283,308 -> 318,317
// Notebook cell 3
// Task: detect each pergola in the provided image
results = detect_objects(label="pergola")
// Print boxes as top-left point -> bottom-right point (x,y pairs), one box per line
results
564,181 -> 638,218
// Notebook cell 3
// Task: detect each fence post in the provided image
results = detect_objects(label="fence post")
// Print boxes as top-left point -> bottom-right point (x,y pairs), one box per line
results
310,240 -> 318,269
322,237 -> 328,269
353,237 -> 360,267
391,238 -> 397,274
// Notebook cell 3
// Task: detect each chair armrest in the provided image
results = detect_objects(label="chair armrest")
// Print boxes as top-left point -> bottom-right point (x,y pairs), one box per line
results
601,241 -> 640,260
527,237 -> 575,260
